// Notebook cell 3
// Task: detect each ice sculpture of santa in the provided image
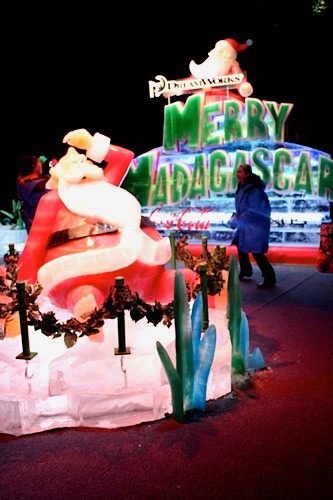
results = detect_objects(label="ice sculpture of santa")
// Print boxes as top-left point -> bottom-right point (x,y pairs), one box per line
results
17,129 -> 196,320
189,38 -> 253,98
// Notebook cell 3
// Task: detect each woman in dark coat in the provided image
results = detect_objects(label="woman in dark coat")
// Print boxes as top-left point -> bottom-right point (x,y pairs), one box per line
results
229,164 -> 276,288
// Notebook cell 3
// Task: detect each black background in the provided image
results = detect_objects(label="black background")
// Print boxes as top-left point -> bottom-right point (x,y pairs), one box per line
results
3,1 -> 332,211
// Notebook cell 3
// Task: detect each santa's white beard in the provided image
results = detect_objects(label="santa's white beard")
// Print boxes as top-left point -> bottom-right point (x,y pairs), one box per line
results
189,57 -> 233,79
58,179 -> 142,230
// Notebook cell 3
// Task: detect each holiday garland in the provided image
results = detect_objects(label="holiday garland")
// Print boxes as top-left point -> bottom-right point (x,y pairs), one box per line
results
0,237 -> 229,349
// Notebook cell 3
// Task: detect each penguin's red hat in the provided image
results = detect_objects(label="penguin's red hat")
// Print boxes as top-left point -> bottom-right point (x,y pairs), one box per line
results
224,38 -> 253,53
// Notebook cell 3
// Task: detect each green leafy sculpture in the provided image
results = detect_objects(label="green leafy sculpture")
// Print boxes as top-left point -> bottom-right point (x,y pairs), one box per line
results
156,270 -> 216,423
227,254 -> 245,375
0,200 -> 25,230
191,292 -> 217,411
227,253 -> 265,376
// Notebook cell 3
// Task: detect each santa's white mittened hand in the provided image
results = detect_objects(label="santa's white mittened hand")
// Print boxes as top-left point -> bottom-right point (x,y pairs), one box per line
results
63,129 -> 93,151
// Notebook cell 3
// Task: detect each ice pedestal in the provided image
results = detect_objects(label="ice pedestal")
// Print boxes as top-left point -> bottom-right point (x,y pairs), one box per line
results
0,294 -> 232,436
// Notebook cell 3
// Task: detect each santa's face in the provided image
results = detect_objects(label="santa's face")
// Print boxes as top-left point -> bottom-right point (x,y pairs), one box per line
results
47,147 -> 104,189
209,40 -> 237,61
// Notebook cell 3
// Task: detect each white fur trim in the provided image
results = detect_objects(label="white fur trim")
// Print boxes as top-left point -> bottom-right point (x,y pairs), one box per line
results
86,133 -> 110,164
137,234 -> 172,265
37,231 -> 172,293
37,230 -> 142,292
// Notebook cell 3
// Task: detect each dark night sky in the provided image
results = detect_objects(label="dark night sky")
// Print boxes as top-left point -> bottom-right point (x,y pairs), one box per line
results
3,1 -> 332,210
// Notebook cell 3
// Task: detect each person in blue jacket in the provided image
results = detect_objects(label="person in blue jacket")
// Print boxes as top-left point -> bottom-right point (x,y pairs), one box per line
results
229,163 -> 276,288
16,155 -> 50,233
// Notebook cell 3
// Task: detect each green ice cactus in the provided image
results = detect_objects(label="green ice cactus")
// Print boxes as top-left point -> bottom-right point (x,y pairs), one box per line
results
240,309 -> 265,371
156,341 -> 185,422
156,271 -> 216,422
227,254 -> 245,375
227,253 -> 265,375
191,291 -> 216,411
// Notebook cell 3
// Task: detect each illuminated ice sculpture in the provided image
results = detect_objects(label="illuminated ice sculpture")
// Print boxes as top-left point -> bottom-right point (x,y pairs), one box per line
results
0,128 -> 232,435
0,34 -> 273,433
189,38 -> 254,98
17,129 -> 197,320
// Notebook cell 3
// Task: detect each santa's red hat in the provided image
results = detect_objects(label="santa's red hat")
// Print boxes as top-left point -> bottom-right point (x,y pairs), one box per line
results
224,38 -> 253,53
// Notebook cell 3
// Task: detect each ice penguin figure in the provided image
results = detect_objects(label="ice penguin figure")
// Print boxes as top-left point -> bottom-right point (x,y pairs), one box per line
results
189,38 -> 253,98
17,129 -> 196,320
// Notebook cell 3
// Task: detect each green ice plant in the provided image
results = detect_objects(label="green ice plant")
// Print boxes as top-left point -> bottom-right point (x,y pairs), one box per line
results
240,308 -> 265,371
156,270 -> 216,423
227,253 -> 244,375
0,200 -> 25,230
191,291 -> 217,411
227,253 -> 265,375
156,270 -> 192,422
